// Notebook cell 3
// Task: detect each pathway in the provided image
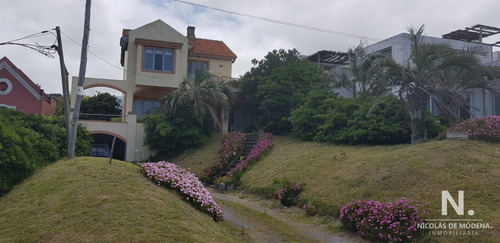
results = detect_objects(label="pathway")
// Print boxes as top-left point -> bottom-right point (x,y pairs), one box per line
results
209,188 -> 367,243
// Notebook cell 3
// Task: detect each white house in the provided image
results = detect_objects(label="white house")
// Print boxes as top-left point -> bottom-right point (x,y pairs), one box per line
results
307,24 -> 500,118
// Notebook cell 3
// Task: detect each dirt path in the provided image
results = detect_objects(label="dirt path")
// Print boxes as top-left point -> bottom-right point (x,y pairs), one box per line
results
209,188 -> 366,243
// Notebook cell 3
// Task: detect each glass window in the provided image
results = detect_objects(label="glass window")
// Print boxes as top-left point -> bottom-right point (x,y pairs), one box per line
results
144,47 -> 174,72
144,48 -> 154,70
133,100 -> 162,119
187,60 -> 208,77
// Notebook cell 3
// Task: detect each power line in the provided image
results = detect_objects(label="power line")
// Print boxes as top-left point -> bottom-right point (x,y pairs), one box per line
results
60,30 -> 164,79
0,30 -> 57,57
173,0 -> 380,42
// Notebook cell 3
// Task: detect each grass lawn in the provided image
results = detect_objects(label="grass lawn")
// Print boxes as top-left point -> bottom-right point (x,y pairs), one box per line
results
173,135 -> 500,242
172,134 -> 221,176
239,137 -> 500,242
0,157 -> 245,242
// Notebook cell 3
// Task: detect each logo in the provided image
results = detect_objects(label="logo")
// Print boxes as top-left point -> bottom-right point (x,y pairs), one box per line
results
441,190 -> 474,216
417,190 -> 493,237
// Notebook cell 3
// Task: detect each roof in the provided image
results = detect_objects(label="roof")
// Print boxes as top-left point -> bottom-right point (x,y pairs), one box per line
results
0,56 -> 53,102
306,50 -> 348,65
442,24 -> 500,47
188,38 -> 237,62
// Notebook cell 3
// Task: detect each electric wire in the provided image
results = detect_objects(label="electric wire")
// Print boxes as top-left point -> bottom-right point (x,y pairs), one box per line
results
173,0 -> 380,42
0,30 -> 57,57
60,30 -> 166,79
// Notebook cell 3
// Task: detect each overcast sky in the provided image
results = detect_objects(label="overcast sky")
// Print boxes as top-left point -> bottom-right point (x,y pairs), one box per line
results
1,0 -> 499,95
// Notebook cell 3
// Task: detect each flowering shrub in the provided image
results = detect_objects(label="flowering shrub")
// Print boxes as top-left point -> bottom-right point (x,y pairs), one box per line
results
227,133 -> 273,178
340,198 -> 428,242
275,178 -> 304,206
140,161 -> 223,221
449,116 -> 500,142
202,132 -> 246,183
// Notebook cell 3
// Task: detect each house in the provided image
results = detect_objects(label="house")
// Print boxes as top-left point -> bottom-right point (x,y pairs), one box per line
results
365,24 -> 500,118
71,20 -> 237,161
303,50 -> 353,97
0,56 -> 57,114
306,24 -> 500,118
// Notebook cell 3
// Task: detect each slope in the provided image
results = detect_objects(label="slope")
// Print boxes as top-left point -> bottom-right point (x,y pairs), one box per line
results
0,157 -> 244,242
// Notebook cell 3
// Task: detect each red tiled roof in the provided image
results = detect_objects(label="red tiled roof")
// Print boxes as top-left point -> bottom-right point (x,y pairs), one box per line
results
188,38 -> 237,62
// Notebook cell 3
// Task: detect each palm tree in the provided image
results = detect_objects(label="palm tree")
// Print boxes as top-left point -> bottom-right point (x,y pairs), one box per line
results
382,25 -> 496,143
164,71 -> 234,131
335,43 -> 388,98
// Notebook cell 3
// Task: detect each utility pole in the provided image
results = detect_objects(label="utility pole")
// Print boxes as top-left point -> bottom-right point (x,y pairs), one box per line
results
68,0 -> 92,158
54,26 -> 72,157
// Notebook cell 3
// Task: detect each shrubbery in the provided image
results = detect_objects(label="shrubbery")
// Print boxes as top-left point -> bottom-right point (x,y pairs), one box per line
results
448,116 -> 500,142
340,198 -> 427,242
201,132 -> 246,184
142,105 -> 214,160
140,161 -> 223,221
226,133 -> 273,185
274,178 -> 304,206
0,109 -> 92,195
290,93 -> 412,144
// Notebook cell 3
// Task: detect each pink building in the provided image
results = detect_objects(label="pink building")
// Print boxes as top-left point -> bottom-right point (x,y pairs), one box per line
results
0,56 -> 56,115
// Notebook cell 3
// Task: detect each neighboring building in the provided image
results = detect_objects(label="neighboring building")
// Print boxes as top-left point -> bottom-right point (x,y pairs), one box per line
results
365,24 -> 500,118
303,50 -> 352,97
71,20 -> 237,161
306,24 -> 500,118
0,56 -> 57,114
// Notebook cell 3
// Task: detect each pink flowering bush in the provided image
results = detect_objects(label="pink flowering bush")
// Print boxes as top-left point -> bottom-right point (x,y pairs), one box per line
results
140,161 -> 223,221
202,132 -> 246,183
449,116 -> 500,142
340,198 -> 428,242
227,133 -> 273,180
275,178 -> 304,206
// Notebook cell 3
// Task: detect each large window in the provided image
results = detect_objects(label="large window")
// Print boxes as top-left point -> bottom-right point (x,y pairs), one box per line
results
133,100 -> 161,119
144,47 -> 174,72
187,60 -> 208,77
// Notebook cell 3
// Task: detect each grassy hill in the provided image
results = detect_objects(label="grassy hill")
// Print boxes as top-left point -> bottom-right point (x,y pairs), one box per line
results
0,157 -> 244,242
239,137 -> 500,242
173,136 -> 500,242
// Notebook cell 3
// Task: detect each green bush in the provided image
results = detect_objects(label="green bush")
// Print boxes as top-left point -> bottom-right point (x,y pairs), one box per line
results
288,89 -> 338,140
339,95 -> 411,145
290,94 -> 413,145
142,106 -> 214,160
426,112 -> 448,139
0,109 -> 92,195
274,178 -> 304,206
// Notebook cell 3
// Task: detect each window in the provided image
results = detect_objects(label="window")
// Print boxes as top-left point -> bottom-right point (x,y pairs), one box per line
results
187,60 -> 208,77
133,100 -> 161,119
144,47 -> 174,72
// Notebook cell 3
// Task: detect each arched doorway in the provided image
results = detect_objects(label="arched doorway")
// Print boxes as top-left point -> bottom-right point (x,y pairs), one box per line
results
90,133 -> 126,161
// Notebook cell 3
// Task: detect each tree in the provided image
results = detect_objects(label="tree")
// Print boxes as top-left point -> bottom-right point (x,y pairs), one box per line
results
334,43 -> 388,98
163,71 -> 233,131
142,105 -> 213,160
80,92 -> 121,121
382,25 -> 496,143
240,49 -> 325,134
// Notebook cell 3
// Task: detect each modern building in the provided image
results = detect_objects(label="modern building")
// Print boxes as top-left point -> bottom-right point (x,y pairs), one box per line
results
0,56 -> 57,114
365,24 -> 500,118
71,20 -> 237,161
306,24 -> 500,118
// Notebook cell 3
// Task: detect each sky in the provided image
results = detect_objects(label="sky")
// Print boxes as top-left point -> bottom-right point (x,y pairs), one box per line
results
1,0 -> 499,95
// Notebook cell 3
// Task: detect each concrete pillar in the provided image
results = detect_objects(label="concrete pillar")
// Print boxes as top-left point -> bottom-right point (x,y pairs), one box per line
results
125,92 -> 134,122
126,112 -> 137,161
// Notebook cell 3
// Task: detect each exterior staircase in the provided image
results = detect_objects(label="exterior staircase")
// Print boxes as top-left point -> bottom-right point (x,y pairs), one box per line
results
215,134 -> 258,179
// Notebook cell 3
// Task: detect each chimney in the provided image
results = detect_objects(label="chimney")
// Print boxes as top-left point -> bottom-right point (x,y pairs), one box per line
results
187,26 -> 196,39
